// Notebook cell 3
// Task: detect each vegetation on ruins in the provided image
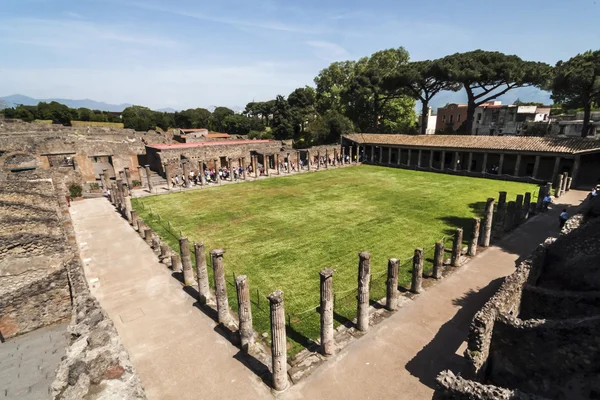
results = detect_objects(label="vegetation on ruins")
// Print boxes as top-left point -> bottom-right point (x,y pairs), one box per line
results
133,165 -> 537,355
2,49 -> 598,138
68,183 -> 83,198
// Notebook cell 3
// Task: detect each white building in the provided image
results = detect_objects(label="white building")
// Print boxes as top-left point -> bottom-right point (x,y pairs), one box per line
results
417,107 -> 437,134
472,101 -> 551,136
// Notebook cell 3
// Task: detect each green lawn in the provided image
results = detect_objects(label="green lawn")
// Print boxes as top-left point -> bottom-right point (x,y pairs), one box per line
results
133,165 -> 537,356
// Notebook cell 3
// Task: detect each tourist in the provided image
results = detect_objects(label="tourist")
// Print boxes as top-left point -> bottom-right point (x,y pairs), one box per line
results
175,175 -> 180,185
559,209 -> 569,229
171,177 -> 176,186
542,193 -> 552,212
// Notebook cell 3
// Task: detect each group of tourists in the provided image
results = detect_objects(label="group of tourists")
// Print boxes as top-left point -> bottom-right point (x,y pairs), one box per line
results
541,190 -> 569,229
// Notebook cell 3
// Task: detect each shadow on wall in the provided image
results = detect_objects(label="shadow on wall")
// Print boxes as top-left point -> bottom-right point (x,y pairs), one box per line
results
405,278 -> 504,389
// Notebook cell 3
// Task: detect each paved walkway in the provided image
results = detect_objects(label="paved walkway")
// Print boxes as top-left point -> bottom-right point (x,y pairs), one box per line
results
70,199 -> 272,400
0,323 -> 68,400
70,190 -> 586,400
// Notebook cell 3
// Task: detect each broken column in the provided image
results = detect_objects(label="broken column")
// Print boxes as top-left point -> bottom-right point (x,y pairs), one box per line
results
171,253 -> 182,273
451,228 -> 463,267
566,176 -> 573,191
235,275 -> 254,352
137,220 -> 147,238
555,174 -> 564,197
319,268 -> 335,356
130,210 -> 138,228
523,192 -> 532,221
385,258 -> 399,311
124,167 -> 133,188
179,237 -> 195,286
120,181 -> 133,223
357,251 -> 371,332
411,248 -> 424,294
100,170 -> 108,190
536,185 -> 545,211
468,218 -> 480,256
433,241 -> 444,279
268,290 -> 288,391
159,243 -> 170,264
182,161 -> 190,187
145,165 -> 153,192
276,154 -> 280,175
316,151 -> 320,170
265,155 -> 270,176
164,163 -> 171,190
504,201 -> 516,232
481,197 -> 494,247
325,149 -> 329,169
561,172 -> 569,194
144,228 -> 153,246
241,157 -> 246,179
194,242 -> 210,305
253,156 -> 258,178
151,237 -> 161,255
199,160 -> 205,186
514,195 -> 524,228
211,249 -> 231,325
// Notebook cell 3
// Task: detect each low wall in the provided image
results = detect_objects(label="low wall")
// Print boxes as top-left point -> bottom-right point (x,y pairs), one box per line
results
488,316 -> 600,399
519,285 -> 600,320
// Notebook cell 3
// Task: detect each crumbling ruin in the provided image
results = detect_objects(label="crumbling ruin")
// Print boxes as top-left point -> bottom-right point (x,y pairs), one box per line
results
435,196 -> 600,400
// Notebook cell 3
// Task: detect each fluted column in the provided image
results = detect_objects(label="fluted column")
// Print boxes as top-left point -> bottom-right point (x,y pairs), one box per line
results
268,290 -> 288,391
386,258 -> 399,311
171,253 -> 182,273
211,249 -> 231,325
145,165 -> 153,191
468,218 -> 480,256
481,197 -> 494,247
451,228 -> 463,267
195,242 -> 210,305
235,275 -> 254,352
411,248 -> 424,294
179,237 -> 194,286
357,251 -> 371,332
319,268 -> 335,356
164,163 -> 171,190
433,241 -> 444,279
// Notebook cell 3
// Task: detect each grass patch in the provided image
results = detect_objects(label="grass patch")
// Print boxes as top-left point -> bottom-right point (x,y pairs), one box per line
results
133,165 -> 538,356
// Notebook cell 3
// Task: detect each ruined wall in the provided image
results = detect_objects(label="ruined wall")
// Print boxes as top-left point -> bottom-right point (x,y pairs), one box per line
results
519,285 -> 600,320
0,177 -> 72,339
434,371 -> 547,400
488,316 -> 600,399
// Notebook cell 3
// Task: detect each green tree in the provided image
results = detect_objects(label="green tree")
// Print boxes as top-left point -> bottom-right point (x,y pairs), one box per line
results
309,111 -> 355,145
434,50 -> 552,133
209,107 -> 235,131
174,108 -> 211,129
272,95 -> 294,140
222,114 -> 263,135
77,108 -> 94,121
551,50 -> 600,137
122,106 -> 156,131
314,61 -> 356,115
384,60 -> 460,134
288,86 -> 317,140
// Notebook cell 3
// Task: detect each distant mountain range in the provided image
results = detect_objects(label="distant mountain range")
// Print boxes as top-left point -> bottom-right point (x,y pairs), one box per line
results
0,94 -> 179,113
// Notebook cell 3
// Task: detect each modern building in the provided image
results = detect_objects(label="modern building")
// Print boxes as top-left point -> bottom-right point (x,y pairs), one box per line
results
342,133 -> 600,188
417,107 -> 437,134
435,103 -> 468,132
473,102 -> 551,136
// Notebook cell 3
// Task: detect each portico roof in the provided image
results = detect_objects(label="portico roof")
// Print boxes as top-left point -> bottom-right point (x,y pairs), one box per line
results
344,134 -> 600,155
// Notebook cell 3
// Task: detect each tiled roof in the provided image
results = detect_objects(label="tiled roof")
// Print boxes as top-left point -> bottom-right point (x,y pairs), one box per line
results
147,140 -> 275,150
343,134 -> 600,155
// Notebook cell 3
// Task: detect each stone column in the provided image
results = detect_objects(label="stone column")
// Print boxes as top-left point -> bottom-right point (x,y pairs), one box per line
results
551,157 -> 561,184
171,253 -> 182,273
100,170 -> 108,190
265,155 -> 271,176
235,275 -> 254,352
179,237 -> 195,286
349,147 -> 353,164
532,156 -> 541,179
199,160 -> 205,186
429,150 -> 434,169
451,228 -> 463,267
536,185 -> 545,210
504,201 -> 516,232
397,148 -> 402,166
164,163 -> 171,190
145,165 -> 153,191
182,161 -> 190,187
341,147 -> 346,165
370,146 -> 374,163
433,241 -> 444,279
130,210 -> 138,228
566,176 -> 573,191
319,268 -> 335,356
417,149 -> 422,168
108,182 -> 116,205
137,166 -> 144,188
440,150 -> 446,170
407,149 -> 412,166
514,195 -> 524,228
571,156 -> 581,187
296,152 -> 300,172
253,156 -> 258,178
377,147 -> 382,165
325,149 -> 329,169
119,170 -> 126,183
467,153 -> 473,172
137,220 -> 146,238
316,152 -> 320,170
561,172 -> 569,194
307,150 -> 311,170
453,151 -> 460,171
481,153 -> 488,173
514,155 -> 522,176
468,218 -> 480,256
215,159 -> 221,183
194,242 -> 210,305
481,197 -> 494,247
229,158 -> 233,181
411,248 -> 424,294
387,147 -> 391,165
498,154 -> 505,175
144,228 -> 153,245
268,290 -> 288,392
555,174 -> 564,197
124,167 -> 133,188
276,154 -> 281,175
159,243 -> 170,263
523,192 -> 532,221
385,258 -> 399,311
211,249 -> 231,325
115,179 -> 124,209
356,251 -> 371,332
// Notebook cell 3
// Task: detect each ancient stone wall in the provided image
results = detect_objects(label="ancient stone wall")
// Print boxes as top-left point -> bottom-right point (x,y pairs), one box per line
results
434,371 -> 547,400
0,178 -> 72,339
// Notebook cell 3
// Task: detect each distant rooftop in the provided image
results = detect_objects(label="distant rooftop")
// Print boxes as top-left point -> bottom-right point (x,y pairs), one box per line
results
147,139 -> 275,150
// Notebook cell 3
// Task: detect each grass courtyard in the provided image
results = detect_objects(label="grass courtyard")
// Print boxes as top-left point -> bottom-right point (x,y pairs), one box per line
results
133,165 -> 537,356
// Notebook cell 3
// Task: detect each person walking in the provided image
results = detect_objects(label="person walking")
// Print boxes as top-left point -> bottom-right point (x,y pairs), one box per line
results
559,209 -> 569,229
542,194 -> 552,212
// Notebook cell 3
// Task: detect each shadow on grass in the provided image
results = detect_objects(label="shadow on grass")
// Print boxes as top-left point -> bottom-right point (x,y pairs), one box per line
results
437,202 -> 487,236
404,277 -> 503,389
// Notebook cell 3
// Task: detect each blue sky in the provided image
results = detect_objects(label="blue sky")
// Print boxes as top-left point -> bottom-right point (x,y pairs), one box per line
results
1,0 -> 599,111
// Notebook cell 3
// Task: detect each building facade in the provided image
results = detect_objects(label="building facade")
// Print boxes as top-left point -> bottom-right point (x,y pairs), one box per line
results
473,102 -> 551,136
435,103 -> 468,132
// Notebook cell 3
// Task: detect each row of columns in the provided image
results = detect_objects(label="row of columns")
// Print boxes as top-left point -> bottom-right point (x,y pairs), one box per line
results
363,144 -> 578,185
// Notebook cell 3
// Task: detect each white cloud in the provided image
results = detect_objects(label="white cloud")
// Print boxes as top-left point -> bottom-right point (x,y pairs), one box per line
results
305,41 -> 348,61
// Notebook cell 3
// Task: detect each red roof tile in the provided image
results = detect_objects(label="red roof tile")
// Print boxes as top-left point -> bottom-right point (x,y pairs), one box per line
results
147,140 -> 275,150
